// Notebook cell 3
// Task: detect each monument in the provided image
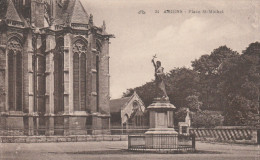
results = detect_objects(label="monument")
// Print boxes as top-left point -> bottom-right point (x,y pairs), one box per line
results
144,55 -> 178,149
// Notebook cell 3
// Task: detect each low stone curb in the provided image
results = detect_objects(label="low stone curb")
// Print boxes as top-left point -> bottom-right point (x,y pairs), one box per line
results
0,135 -> 128,143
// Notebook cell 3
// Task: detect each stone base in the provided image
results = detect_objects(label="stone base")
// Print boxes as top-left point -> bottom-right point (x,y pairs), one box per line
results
92,115 -> 110,135
2,116 -> 24,136
0,112 -> 111,136
145,128 -> 178,135
68,117 -> 88,135
45,116 -> 54,136
145,128 -> 178,149
0,135 -> 128,143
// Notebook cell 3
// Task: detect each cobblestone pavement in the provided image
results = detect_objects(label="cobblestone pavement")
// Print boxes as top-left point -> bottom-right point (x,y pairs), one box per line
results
0,141 -> 259,160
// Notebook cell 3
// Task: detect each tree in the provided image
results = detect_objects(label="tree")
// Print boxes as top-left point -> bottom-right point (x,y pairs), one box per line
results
122,67 -> 200,109
166,67 -> 200,109
218,42 -> 260,126
191,46 -> 239,110
122,81 -> 157,107
121,43 -> 260,127
186,95 -> 202,112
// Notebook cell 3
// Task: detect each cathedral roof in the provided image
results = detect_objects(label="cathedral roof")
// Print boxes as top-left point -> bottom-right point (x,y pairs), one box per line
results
55,0 -> 89,26
0,0 -> 23,23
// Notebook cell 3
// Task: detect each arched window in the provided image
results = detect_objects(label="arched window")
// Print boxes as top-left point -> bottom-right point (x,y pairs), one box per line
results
54,38 -> 64,114
73,52 -> 79,111
0,49 -> 6,112
8,51 -> 14,110
7,37 -> 23,111
80,53 -> 86,111
16,52 -> 22,111
73,39 -> 87,111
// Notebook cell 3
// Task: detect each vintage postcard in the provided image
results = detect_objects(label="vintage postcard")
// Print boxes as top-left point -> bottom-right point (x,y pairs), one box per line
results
0,0 -> 259,159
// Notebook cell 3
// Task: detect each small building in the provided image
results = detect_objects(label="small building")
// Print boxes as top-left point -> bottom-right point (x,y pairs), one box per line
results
110,92 -> 148,134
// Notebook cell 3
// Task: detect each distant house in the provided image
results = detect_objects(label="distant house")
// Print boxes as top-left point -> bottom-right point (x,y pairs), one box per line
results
110,92 -> 148,133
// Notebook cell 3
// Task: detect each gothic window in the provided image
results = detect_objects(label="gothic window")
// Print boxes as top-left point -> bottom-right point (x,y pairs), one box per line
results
54,38 -> 64,114
73,39 -> 87,111
37,55 -> 46,115
80,53 -> 86,111
8,51 -> 14,110
7,37 -> 23,111
16,52 -> 22,111
73,52 -> 79,111
0,49 -> 5,112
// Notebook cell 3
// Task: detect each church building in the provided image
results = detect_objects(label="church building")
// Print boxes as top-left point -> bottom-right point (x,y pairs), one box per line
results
0,0 -> 114,135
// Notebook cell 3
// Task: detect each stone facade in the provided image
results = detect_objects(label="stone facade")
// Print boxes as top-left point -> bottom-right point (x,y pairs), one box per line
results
0,0 -> 114,135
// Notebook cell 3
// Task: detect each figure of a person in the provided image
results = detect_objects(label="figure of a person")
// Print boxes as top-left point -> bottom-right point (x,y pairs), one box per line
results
152,55 -> 169,100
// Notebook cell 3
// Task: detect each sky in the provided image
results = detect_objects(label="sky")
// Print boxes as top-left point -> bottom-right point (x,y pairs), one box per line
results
81,0 -> 260,99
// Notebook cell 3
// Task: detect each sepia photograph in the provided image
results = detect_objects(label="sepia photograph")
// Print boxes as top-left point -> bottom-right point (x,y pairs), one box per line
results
0,0 -> 259,159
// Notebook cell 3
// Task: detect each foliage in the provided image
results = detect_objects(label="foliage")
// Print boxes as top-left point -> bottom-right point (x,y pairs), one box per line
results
191,46 -> 239,110
122,67 -> 200,109
186,95 -> 202,112
166,68 -> 200,109
175,107 -> 188,124
191,110 -> 224,128
218,42 -> 260,126
122,42 -> 260,127
122,82 -> 157,107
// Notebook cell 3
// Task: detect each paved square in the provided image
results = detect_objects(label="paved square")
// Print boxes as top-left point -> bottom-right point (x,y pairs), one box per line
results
0,141 -> 259,160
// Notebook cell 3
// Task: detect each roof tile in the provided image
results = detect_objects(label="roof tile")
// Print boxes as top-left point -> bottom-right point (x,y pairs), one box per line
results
110,97 -> 131,113
5,0 -> 22,22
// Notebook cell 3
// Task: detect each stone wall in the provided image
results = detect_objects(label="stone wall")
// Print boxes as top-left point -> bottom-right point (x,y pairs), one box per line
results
0,135 -> 128,143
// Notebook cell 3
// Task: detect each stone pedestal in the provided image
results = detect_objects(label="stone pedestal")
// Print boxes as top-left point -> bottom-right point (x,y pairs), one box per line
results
145,99 -> 177,148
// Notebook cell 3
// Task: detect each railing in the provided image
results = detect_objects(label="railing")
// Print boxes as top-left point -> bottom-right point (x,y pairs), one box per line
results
128,134 -> 195,152
189,127 -> 258,143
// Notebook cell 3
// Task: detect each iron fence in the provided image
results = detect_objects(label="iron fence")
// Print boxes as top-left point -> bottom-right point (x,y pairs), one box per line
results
128,134 -> 195,152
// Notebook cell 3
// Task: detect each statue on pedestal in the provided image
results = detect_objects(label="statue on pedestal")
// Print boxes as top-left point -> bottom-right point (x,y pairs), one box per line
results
151,55 -> 169,101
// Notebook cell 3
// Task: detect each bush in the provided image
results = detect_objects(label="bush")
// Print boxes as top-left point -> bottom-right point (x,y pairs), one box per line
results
191,110 -> 224,128
175,107 -> 188,125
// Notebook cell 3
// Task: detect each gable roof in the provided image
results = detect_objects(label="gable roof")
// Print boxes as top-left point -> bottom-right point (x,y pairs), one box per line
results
110,92 -> 146,113
70,0 -> 89,24
55,0 -> 89,26
0,0 -> 23,23
110,97 -> 131,113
